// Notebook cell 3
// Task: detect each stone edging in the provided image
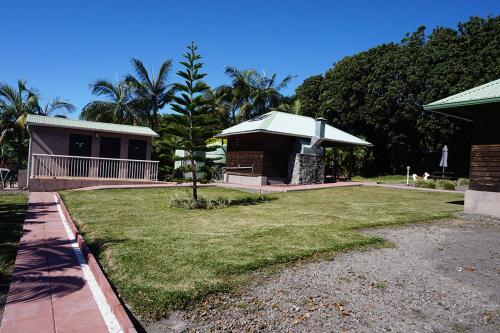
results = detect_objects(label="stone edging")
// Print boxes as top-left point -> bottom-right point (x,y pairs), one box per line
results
55,192 -> 137,333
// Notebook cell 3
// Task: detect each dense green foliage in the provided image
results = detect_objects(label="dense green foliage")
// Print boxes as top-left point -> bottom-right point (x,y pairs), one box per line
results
294,74 -> 324,118
61,186 -> 462,319
215,67 -> 294,124
295,16 -> 500,175
166,43 -> 217,200
0,81 -> 74,170
81,80 -> 138,125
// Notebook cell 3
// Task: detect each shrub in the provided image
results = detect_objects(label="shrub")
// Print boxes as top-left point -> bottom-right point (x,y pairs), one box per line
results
414,179 -> 436,189
456,178 -> 470,186
438,180 -> 455,191
169,194 -> 231,210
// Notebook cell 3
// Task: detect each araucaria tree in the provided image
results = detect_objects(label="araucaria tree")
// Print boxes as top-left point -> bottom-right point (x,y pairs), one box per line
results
169,43 -> 217,201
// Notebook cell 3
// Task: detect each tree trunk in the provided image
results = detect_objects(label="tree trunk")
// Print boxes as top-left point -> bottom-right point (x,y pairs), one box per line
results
152,106 -> 158,131
16,130 -> 23,170
191,157 -> 198,201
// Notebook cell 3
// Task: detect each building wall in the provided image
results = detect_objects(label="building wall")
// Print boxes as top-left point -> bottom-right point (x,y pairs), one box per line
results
27,126 -> 155,188
470,108 -> 500,192
289,154 -> 325,185
226,133 -> 294,180
29,126 -> 152,160
29,178 -> 157,191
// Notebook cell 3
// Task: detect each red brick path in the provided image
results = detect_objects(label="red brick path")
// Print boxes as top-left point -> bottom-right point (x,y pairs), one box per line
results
0,192 -> 109,333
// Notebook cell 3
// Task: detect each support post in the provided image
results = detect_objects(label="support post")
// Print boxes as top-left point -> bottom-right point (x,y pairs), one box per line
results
348,146 -> 353,181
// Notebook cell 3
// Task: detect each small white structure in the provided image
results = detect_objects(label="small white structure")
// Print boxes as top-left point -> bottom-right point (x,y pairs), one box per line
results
174,142 -> 227,179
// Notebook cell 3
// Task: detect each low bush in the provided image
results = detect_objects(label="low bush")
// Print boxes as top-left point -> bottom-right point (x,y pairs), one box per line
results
438,180 -> 456,191
456,178 -> 470,186
414,179 -> 436,189
169,193 -> 231,210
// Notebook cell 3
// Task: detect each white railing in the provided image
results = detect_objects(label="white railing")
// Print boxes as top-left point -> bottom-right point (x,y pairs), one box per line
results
30,154 -> 159,181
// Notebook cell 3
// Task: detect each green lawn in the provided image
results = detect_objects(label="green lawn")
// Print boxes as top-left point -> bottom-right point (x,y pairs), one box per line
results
352,174 -> 408,184
0,193 -> 28,314
60,186 -> 463,320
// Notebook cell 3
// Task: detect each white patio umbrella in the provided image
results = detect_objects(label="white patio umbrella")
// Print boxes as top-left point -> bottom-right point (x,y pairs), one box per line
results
439,145 -> 448,172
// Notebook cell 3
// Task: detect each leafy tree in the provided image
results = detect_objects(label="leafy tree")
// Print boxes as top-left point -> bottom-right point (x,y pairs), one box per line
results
0,80 -> 40,169
81,80 -> 138,124
294,74 -> 324,117
167,42 -> 217,200
298,15 -> 499,176
125,58 -> 175,130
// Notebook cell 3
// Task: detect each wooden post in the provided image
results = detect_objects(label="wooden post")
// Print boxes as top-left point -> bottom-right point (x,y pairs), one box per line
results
348,146 -> 353,181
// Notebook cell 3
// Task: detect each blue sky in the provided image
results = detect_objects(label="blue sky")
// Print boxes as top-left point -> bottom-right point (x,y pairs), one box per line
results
2,0 -> 499,116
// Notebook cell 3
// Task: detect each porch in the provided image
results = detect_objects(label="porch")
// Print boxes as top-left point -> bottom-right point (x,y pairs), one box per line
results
29,154 -> 159,191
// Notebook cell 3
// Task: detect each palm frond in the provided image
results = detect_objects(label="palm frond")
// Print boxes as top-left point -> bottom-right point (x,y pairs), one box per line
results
130,58 -> 153,87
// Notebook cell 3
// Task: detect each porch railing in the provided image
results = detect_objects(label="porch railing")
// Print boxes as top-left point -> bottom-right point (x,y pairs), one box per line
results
30,154 -> 159,181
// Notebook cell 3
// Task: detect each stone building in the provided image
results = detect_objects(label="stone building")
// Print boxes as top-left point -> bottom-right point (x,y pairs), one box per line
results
214,111 -> 372,185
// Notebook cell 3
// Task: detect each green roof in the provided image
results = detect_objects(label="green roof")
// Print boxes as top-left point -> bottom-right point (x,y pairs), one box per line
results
423,79 -> 500,120
26,114 -> 159,137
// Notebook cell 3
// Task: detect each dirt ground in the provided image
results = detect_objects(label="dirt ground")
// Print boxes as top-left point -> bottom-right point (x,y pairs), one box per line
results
147,214 -> 500,332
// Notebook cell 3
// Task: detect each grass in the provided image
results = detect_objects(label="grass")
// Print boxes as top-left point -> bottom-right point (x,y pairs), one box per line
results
60,186 -> 463,320
0,193 -> 28,314
352,175 -> 407,184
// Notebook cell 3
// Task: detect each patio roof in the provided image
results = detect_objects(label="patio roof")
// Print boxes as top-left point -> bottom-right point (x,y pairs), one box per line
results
214,111 -> 372,146
423,79 -> 500,121
26,114 -> 159,137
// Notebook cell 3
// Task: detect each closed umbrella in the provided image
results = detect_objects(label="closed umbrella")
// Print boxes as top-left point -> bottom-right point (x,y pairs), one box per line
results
439,145 -> 448,172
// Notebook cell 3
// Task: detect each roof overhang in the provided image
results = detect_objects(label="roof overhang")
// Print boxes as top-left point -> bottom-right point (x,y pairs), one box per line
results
26,114 -> 159,137
422,79 -> 500,121
27,122 -> 160,137
422,107 -> 474,122
214,129 -> 373,147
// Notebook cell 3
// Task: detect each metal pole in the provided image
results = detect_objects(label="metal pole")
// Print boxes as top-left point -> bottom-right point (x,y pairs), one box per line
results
406,166 -> 410,186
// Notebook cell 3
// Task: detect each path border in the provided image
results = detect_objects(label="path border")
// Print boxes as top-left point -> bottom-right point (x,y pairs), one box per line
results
55,192 -> 137,333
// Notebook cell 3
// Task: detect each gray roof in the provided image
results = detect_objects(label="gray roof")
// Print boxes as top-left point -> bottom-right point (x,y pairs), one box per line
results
26,114 -> 159,137
215,111 -> 372,146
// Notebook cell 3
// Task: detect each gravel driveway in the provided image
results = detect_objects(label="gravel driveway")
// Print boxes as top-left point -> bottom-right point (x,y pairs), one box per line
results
147,215 -> 499,332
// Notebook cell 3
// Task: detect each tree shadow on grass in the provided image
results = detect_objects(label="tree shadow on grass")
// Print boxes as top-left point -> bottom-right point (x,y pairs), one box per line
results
228,195 -> 278,207
87,237 -> 128,258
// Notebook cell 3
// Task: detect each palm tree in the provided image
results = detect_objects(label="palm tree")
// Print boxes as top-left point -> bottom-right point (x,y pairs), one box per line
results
271,98 -> 301,114
0,80 -> 40,169
81,80 -> 138,124
216,67 -> 258,123
215,66 -> 295,123
125,58 -> 175,130
251,71 -> 295,116
39,97 -> 76,117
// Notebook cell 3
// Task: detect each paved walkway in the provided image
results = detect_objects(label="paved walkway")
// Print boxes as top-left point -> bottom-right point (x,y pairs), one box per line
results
0,192 -> 113,333
216,181 -> 364,193
76,181 -> 364,193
